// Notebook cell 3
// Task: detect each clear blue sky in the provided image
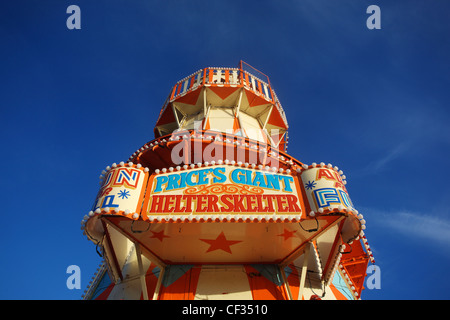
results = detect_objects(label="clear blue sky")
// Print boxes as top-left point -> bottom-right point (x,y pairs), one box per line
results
1,0 -> 449,300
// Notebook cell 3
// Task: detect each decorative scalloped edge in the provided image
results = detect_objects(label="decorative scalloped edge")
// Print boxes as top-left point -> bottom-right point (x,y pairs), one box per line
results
325,243 -> 362,300
81,210 -> 305,227
358,230 -> 375,264
338,263 -> 361,299
80,260 -> 106,300
150,159 -> 295,175
297,162 -> 347,185
126,133 -> 292,164
325,230 -> 375,300
129,144 -> 348,186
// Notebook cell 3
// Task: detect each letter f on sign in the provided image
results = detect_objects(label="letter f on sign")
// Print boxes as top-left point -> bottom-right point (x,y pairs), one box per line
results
67,5 -> 81,30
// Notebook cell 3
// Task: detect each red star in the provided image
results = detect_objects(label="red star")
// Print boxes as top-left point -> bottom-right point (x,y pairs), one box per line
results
150,230 -> 170,242
277,228 -> 297,240
199,232 -> 242,254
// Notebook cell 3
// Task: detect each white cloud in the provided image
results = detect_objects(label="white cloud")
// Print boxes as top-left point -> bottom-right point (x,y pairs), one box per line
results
363,207 -> 450,246
368,142 -> 410,174
354,142 -> 411,178
388,212 -> 450,244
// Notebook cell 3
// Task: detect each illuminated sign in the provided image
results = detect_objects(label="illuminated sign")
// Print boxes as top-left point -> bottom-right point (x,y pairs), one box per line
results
143,166 -> 303,217
92,165 -> 148,213
300,167 -> 355,212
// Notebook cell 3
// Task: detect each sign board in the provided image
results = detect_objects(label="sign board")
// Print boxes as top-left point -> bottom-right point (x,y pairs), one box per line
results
92,165 -> 148,214
300,167 -> 355,212
143,166 -> 304,217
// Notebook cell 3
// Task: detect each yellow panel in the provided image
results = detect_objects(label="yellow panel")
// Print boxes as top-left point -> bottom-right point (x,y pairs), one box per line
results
194,266 -> 253,300
207,108 -> 236,132
239,112 -> 266,143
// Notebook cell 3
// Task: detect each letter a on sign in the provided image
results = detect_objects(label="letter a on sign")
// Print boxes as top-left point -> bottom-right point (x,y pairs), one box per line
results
67,5 -> 81,30
366,5 -> 381,30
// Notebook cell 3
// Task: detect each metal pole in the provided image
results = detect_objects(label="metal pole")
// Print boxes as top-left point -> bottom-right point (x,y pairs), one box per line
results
280,266 -> 293,300
152,266 -> 165,300
135,243 -> 149,300
298,242 -> 311,300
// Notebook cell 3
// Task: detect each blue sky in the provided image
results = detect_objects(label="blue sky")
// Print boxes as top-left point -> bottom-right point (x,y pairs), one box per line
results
1,0 -> 449,300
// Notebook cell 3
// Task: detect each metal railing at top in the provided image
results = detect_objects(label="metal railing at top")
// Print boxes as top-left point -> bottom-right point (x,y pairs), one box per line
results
168,67 -> 275,104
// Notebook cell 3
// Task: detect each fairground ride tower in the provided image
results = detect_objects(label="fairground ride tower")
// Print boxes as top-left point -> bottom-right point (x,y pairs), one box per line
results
81,61 -> 375,300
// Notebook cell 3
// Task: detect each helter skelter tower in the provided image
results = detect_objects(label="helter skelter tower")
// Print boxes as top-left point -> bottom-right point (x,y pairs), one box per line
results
81,61 -> 375,300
